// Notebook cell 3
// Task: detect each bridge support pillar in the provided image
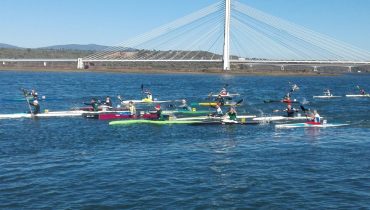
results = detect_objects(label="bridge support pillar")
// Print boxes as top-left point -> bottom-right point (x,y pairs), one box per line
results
313,66 -> 318,72
223,0 -> 231,71
348,66 -> 353,72
77,58 -> 84,69
280,65 -> 285,71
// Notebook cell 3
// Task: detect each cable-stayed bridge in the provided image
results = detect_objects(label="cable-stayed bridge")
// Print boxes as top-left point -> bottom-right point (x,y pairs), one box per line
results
2,0 -> 370,71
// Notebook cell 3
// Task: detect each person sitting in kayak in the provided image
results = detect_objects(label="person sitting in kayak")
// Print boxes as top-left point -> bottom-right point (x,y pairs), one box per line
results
178,99 -> 191,111
143,90 -> 153,102
309,110 -> 321,123
360,89 -> 366,95
103,96 -> 113,107
214,94 -> 225,106
285,104 -> 297,117
29,99 -> 40,114
219,88 -> 228,96
84,98 -> 100,112
128,101 -> 136,116
226,107 -> 237,121
155,104 -> 162,120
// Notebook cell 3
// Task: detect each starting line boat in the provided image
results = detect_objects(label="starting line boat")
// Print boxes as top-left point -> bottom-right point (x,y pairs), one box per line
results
275,121 -> 348,129
0,110 -> 85,119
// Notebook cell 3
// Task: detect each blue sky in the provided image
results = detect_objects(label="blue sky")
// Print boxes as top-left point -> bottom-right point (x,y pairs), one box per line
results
1,0 -> 370,51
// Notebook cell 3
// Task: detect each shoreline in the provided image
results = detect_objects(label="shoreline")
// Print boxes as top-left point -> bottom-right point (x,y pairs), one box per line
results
0,67 -> 342,76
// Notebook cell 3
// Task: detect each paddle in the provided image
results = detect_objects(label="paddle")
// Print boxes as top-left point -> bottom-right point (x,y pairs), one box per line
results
21,88 -> 34,117
300,105 -> 310,121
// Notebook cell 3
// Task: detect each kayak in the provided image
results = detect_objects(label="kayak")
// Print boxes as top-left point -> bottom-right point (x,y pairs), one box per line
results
0,111 -> 85,119
275,121 -> 348,128
211,93 -> 240,97
191,102 -> 242,107
264,99 -> 299,104
162,110 -> 211,115
345,94 -> 370,97
83,111 -> 132,120
109,119 -> 262,126
313,95 -> 342,99
252,116 -> 308,122
175,115 -> 256,121
120,99 -> 170,104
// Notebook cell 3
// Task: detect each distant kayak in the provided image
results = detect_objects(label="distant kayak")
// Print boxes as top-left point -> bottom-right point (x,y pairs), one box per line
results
345,94 -> 370,98
162,110 -> 211,115
276,121 -> 348,129
313,95 -> 342,99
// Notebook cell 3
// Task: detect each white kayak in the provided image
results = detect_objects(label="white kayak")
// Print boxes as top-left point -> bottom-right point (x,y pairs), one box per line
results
276,122 -> 348,129
313,95 -> 342,99
252,116 -> 308,121
211,93 -> 240,97
345,94 -> 370,98
120,99 -> 171,104
0,110 -> 85,119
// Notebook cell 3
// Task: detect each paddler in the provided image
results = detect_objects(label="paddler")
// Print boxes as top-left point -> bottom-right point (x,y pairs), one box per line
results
285,104 -> 297,117
360,89 -> 366,95
178,99 -> 191,111
128,101 -> 136,116
103,96 -> 113,107
29,99 -> 40,114
226,106 -> 237,121
84,98 -> 100,112
310,110 -> 321,123
219,87 -> 228,96
155,104 -> 162,120
215,94 -> 225,106
144,90 -> 153,101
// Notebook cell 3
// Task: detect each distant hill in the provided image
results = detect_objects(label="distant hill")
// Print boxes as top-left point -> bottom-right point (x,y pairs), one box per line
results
40,44 -> 111,51
0,43 -> 21,49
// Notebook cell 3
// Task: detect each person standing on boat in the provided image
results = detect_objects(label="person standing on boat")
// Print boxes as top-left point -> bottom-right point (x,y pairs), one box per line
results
155,104 -> 162,120
29,99 -> 40,114
324,89 -> 331,96
103,96 -> 113,107
84,98 -> 99,112
226,106 -> 237,121
215,94 -> 225,106
128,101 -> 136,116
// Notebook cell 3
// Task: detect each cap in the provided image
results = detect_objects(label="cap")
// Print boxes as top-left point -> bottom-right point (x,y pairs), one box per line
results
155,104 -> 161,109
